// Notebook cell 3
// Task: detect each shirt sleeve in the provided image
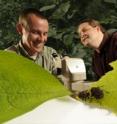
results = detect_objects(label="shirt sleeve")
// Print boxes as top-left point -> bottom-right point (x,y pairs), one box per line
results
111,32 -> 117,59
51,48 -> 62,75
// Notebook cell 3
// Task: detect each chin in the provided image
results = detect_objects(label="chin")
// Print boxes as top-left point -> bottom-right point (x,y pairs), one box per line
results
35,48 -> 43,53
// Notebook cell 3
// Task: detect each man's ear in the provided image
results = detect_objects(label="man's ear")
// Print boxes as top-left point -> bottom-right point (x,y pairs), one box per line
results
16,23 -> 23,35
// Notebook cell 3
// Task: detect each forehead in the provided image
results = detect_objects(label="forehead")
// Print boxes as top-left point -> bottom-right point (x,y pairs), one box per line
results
78,22 -> 92,32
27,14 -> 49,30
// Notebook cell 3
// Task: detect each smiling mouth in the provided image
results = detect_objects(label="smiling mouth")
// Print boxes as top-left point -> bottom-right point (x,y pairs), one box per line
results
33,41 -> 41,46
82,36 -> 89,42
32,41 -> 44,47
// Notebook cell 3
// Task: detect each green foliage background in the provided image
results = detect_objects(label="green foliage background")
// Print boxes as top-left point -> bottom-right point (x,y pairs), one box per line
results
0,0 -> 117,80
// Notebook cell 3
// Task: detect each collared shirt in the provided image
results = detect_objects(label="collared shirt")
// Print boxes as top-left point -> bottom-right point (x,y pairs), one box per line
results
6,41 -> 61,74
92,32 -> 117,80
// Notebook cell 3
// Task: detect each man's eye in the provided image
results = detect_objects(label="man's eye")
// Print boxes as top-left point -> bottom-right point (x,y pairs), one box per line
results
83,28 -> 92,32
44,32 -> 48,36
31,31 -> 39,34
83,29 -> 88,32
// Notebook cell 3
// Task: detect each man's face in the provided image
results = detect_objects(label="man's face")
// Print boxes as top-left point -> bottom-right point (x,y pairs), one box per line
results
78,22 -> 99,48
21,14 -> 49,55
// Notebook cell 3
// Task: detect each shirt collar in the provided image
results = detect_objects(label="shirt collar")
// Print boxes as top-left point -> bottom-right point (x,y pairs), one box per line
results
97,33 -> 109,52
19,41 -> 42,60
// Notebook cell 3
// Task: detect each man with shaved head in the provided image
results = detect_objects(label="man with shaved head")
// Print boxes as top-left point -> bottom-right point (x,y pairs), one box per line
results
6,8 -> 61,75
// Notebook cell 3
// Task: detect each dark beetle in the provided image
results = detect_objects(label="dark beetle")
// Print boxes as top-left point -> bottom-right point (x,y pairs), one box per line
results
78,90 -> 90,100
78,87 -> 104,100
91,87 -> 104,99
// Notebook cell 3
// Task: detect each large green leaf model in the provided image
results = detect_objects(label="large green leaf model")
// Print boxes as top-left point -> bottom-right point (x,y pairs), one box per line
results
80,61 -> 117,114
0,51 -> 70,123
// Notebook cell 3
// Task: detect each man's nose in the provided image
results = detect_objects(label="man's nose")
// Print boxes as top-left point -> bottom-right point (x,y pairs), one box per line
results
80,31 -> 84,38
38,34 -> 45,42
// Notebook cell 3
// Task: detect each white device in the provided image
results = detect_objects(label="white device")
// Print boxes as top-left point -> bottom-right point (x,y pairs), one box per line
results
61,57 -> 87,91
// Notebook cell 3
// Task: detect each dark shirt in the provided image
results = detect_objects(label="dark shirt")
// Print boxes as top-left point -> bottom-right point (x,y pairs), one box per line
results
92,32 -> 117,80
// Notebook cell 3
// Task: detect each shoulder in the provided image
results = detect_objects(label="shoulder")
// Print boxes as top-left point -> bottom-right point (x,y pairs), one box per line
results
107,29 -> 117,39
112,32 -> 117,38
44,46 -> 57,53
107,31 -> 117,47
109,32 -> 117,44
104,31 -> 117,45
5,44 -> 19,53
43,46 -> 61,59
107,29 -> 117,35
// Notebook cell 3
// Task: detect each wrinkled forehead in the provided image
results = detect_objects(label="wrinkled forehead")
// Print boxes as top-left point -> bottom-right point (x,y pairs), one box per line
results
27,14 -> 48,26
21,14 -> 49,31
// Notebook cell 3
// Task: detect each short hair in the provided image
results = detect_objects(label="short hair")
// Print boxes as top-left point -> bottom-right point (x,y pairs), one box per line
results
78,19 -> 106,33
18,8 -> 47,29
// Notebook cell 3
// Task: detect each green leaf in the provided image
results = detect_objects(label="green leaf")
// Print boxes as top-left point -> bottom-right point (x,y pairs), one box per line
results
48,25 -> 57,37
83,61 -> 117,114
0,51 -> 70,123
104,0 -> 116,4
40,4 -> 56,11
51,1 -> 70,19
63,34 -> 73,46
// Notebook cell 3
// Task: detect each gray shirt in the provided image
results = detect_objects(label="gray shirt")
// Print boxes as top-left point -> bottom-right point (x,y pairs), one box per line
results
6,42 -> 61,74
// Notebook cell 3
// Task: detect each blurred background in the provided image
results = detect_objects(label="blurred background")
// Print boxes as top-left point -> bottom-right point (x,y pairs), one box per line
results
0,0 -> 117,80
